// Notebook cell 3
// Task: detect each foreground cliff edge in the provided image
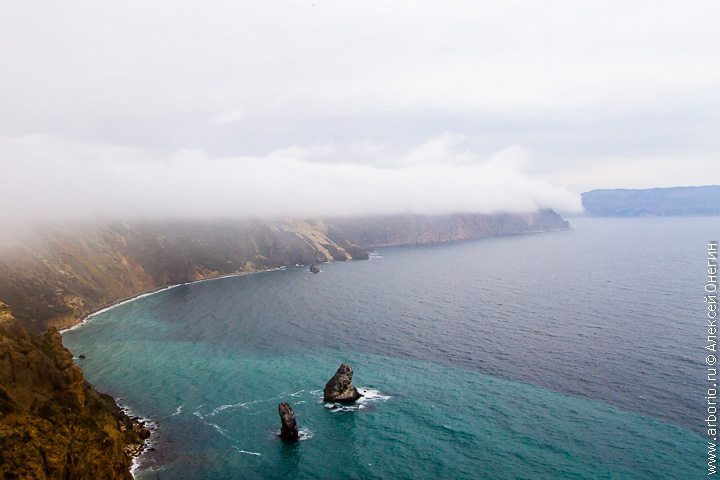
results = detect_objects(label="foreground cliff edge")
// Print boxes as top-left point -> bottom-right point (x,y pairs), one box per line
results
0,211 -> 568,477
0,302 -> 149,479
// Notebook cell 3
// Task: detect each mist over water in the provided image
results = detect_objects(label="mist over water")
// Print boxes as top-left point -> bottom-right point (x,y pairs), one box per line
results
63,217 -> 713,478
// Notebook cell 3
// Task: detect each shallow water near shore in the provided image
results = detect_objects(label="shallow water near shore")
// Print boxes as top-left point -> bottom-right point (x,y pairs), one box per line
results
63,217 -> 717,479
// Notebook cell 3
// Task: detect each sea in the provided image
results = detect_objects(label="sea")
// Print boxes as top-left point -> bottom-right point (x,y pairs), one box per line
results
62,217 -> 719,479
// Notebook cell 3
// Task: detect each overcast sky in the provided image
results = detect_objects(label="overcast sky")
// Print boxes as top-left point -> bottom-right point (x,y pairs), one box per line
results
1,0 -> 718,225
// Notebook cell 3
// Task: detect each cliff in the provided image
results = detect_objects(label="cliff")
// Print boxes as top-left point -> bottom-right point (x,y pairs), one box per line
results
326,210 -> 568,247
0,210 -> 567,478
0,302 -> 148,479
0,219 -> 366,333
581,185 -> 720,217
0,211 -> 568,333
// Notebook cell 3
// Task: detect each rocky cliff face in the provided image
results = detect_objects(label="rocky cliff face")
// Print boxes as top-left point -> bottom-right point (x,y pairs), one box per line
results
0,211 -> 567,333
323,363 -> 362,403
0,210 -> 568,478
0,219 -> 366,332
0,302 -> 148,479
326,210 -> 568,247
278,402 -> 299,440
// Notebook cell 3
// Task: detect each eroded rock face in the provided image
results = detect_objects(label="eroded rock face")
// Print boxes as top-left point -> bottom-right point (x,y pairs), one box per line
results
278,402 -> 299,440
0,306 -> 149,479
323,363 -> 362,403
0,213 -> 567,333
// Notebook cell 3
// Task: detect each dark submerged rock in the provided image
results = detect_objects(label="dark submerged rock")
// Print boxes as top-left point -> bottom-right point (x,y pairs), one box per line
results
278,402 -> 299,440
78,354 -> 86,359
323,363 -> 362,403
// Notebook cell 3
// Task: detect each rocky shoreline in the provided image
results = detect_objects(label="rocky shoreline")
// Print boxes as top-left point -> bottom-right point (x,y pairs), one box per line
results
0,212 -> 569,477
0,302 -> 150,479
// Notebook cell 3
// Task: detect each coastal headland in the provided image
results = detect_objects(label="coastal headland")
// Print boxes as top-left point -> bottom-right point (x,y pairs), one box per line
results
0,211 -> 568,478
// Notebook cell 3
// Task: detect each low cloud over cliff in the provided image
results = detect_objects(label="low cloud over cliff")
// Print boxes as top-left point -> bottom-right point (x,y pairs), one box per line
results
1,0 -> 719,215
1,133 -> 580,231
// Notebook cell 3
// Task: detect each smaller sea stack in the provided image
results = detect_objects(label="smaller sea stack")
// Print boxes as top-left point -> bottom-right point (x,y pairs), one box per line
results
323,363 -> 362,403
310,263 -> 320,273
278,402 -> 299,440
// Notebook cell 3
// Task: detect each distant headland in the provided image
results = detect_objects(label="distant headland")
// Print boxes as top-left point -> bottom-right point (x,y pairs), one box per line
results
581,185 -> 720,217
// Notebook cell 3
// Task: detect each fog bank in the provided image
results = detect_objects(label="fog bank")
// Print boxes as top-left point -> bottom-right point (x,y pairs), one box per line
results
1,133 -> 580,232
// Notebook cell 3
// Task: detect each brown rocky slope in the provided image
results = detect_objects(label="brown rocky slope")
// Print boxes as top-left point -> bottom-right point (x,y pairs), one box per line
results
0,302 -> 148,479
0,211 -> 567,333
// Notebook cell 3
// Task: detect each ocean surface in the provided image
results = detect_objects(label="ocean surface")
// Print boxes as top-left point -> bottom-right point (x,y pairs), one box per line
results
62,217 -> 718,479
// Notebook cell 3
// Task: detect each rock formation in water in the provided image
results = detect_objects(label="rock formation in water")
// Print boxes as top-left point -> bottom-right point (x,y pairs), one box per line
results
309,263 -> 320,273
0,302 -> 149,479
0,211 -> 568,475
323,363 -> 362,403
278,402 -> 299,440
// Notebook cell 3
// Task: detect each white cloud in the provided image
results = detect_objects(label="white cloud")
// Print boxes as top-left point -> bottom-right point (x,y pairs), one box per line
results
0,0 -> 718,215
400,133 -> 469,166
540,155 -> 720,193
0,133 -> 581,231
210,109 -> 246,125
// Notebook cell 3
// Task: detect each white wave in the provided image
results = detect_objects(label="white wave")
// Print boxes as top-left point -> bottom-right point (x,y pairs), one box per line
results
208,403 -> 236,417
193,411 -> 239,444
298,428 -> 314,441
357,388 -> 392,403
120,403 -> 157,479
130,455 -> 143,478
208,422 -> 234,441
118,405 -> 158,432
235,449 -> 262,456
324,403 -> 360,413
171,405 -> 183,417
323,387 -> 391,412
290,389 -> 304,397
59,284 -> 183,333
60,266 -> 295,335
274,427 -> 314,440
207,398 -> 261,417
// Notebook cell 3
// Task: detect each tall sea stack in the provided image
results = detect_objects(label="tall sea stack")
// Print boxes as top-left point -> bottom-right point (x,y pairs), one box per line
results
278,402 -> 299,440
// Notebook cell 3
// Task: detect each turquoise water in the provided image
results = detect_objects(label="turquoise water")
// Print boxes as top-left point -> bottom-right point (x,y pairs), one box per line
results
63,218 -> 714,479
